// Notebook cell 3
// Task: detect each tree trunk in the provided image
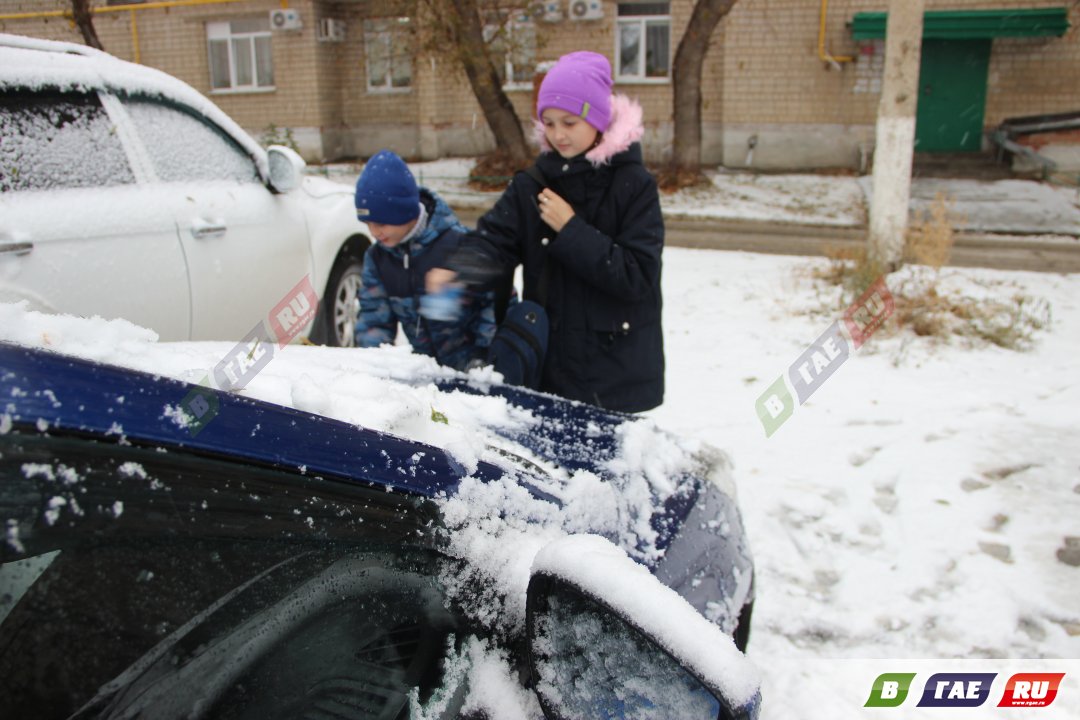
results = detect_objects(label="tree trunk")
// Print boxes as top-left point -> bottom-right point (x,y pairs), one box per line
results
867,0 -> 925,271
71,0 -> 105,51
445,0 -> 531,167
671,0 -> 737,172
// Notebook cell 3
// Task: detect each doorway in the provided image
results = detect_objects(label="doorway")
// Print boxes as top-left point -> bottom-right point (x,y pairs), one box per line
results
915,39 -> 992,153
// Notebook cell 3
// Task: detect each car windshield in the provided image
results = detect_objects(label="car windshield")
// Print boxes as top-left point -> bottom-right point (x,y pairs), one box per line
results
0,433 -> 466,720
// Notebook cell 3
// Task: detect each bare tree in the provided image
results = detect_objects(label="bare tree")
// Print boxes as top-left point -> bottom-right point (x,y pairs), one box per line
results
414,0 -> 531,169
70,0 -> 105,50
671,0 -> 737,175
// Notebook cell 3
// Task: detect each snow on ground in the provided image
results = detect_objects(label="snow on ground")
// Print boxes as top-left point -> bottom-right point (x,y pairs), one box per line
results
649,250 -> 1080,717
666,171 -> 867,226
314,158 -> 1080,236
3,245 -> 1078,717
316,159 -> 870,226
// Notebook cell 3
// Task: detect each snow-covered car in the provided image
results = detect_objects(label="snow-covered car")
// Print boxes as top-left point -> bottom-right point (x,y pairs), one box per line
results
0,34 -> 368,347
0,340 -> 760,719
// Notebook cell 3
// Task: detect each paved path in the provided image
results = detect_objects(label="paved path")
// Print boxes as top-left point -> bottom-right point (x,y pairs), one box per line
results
453,208 -> 1080,274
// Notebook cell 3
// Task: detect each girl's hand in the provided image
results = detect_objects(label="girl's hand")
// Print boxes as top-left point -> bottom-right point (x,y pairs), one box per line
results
538,189 -> 574,233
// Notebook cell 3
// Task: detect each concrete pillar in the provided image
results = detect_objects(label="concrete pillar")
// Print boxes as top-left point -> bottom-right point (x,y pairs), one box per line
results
867,0 -> 925,269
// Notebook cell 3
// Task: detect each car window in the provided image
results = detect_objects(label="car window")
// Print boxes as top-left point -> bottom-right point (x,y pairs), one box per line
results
0,87 -> 135,192
121,95 -> 260,184
0,433 -> 461,720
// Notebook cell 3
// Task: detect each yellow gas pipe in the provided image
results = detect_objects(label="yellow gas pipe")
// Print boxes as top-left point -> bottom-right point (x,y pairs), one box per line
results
0,1 -> 292,63
818,0 -> 856,66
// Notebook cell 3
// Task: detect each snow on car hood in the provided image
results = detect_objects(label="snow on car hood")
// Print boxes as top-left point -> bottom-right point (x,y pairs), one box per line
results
0,302 -> 724,634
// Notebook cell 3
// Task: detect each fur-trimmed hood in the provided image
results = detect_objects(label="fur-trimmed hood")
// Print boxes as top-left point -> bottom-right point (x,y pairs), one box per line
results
533,94 -> 644,167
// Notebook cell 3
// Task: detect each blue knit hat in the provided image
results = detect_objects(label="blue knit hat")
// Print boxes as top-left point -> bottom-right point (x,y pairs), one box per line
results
354,150 -> 420,225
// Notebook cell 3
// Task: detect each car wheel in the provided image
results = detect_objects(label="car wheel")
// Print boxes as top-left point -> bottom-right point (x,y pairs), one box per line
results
315,253 -> 364,347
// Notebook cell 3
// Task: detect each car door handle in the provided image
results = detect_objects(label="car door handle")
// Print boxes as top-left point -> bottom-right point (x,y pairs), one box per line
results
191,220 -> 227,240
0,241 -> 33,256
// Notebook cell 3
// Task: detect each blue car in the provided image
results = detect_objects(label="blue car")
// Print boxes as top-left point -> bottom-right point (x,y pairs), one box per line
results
0,342 -> 758,719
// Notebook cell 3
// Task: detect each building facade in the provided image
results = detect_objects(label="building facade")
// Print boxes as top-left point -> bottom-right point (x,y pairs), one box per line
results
1,0 -> 1076,170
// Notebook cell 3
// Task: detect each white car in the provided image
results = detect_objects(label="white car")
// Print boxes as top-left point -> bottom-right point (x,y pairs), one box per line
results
0,34 -> 369,347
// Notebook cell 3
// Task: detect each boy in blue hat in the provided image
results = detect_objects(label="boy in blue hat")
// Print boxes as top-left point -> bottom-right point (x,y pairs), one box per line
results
353,150 -> 496,371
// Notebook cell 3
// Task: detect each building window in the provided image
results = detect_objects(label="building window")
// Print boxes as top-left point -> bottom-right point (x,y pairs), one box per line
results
207,19 -> 274,92
616,2 -> 670,82
484,14 -> 537,90
364,18 -> 412,93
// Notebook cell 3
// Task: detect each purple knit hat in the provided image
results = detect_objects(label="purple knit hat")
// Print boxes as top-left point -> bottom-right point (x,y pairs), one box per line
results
536,51 -> 613,132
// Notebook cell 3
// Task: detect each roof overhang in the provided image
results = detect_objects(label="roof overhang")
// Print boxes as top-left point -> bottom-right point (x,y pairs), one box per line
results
851,7 -> 1070,40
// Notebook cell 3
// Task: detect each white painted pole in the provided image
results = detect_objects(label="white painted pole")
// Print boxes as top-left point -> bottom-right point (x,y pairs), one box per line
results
867,0 -> 925,270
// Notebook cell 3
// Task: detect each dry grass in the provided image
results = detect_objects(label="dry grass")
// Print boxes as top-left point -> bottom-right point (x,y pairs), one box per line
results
652,165 -> 714,193
904,193 -> 957,269
813,193 -> 1050,351
890,282 -> 1051,350
816,242 -> 886,305
467,150 -> 530,191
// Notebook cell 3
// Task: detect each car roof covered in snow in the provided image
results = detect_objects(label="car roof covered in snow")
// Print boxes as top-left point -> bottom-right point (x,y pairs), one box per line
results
0,33 -> 266,171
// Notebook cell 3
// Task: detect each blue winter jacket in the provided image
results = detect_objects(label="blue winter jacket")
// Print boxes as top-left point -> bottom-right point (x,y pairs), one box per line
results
354,189 -> 496,370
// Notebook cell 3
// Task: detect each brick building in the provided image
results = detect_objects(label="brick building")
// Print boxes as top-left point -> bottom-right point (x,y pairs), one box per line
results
1,0 -> 1076,170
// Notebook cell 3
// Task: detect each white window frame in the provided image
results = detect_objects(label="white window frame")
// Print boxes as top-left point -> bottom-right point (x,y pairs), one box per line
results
483,13 -> 537,91
615,3 -> 672,84
207,20 -> 275,93
363,17 -> 413,94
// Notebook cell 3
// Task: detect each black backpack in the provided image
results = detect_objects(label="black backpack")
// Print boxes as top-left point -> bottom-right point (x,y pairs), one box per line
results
484,163 -> 560,390
487,300 -> 548,389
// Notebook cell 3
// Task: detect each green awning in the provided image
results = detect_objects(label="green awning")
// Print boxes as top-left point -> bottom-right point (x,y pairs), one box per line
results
851,7 -> 1070,40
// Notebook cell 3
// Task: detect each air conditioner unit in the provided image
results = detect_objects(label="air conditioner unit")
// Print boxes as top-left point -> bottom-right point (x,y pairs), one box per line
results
317,18 -> 346,42
532,1 -> 562,23
568,0 -> 602,21
269,8 -> 302,31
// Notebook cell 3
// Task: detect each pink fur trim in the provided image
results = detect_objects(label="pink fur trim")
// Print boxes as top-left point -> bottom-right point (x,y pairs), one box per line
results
532,95 -> 645,167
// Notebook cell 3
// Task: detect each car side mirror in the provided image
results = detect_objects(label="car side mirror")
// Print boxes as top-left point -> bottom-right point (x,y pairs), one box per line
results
267,145 -> 305,193
526,535 -> 761,720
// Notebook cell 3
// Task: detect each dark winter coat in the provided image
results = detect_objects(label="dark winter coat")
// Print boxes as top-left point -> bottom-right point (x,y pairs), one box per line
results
461,95 -> 664,412
355,188 -> 496,371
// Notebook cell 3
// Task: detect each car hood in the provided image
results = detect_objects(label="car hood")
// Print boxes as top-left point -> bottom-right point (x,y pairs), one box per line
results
0,340 -> 752,628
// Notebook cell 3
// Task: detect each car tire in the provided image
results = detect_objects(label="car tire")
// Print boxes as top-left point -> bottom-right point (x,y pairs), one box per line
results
313,250 -> 365,347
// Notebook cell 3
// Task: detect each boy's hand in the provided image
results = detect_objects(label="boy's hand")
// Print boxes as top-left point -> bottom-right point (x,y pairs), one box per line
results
419,283 -> 463,322
426,267 -> 458,294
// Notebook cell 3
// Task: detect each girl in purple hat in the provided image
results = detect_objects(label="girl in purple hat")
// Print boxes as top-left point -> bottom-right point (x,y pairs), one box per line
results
431,50 -> 664,412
